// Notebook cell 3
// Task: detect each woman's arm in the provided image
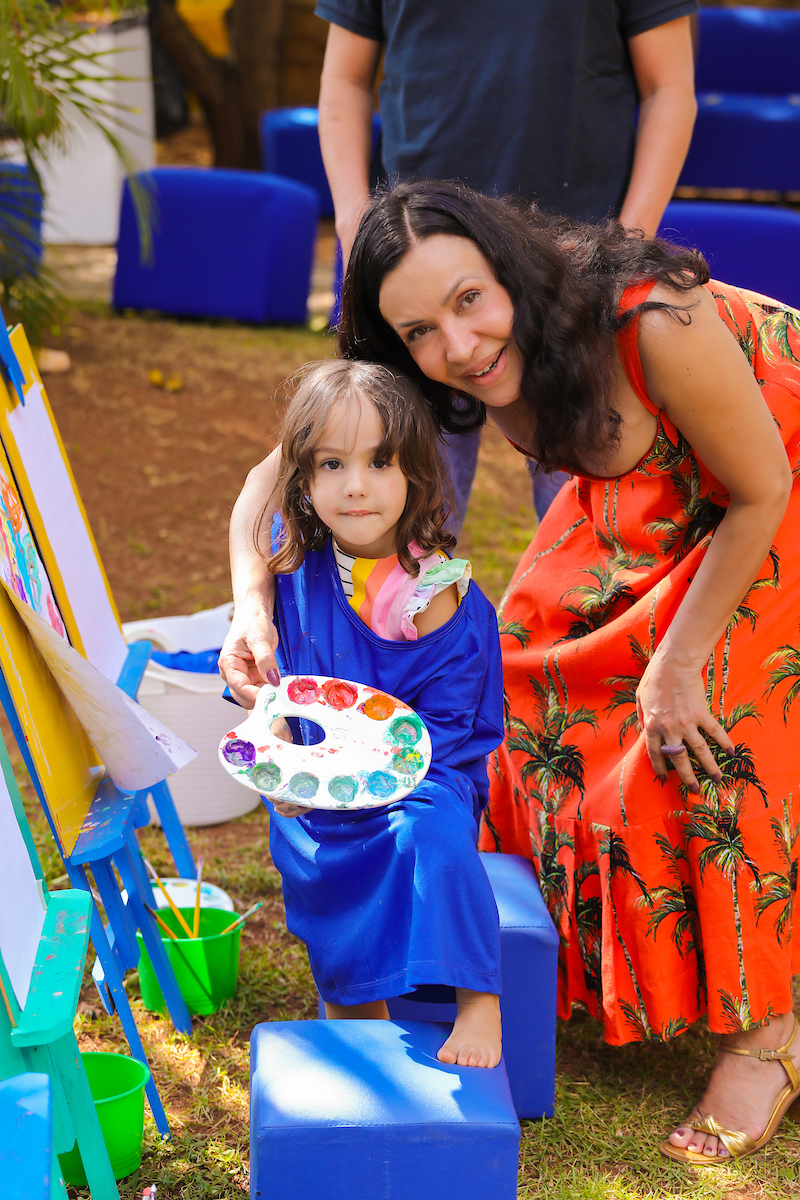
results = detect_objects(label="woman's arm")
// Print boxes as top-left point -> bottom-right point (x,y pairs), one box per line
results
635,286 -> 792,789
620,16 -> 697,238
318,24 -> 382,267
219,448 -> 282,708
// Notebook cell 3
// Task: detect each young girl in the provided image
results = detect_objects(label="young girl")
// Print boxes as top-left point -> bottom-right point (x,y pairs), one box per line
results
257,358 -> 504,1068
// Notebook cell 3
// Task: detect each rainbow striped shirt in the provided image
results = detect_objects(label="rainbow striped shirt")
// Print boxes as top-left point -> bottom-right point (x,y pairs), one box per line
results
333,540 -> 471,642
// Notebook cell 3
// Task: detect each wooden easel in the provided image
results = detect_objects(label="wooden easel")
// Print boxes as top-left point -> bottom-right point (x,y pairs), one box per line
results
0,736 -> 119,1200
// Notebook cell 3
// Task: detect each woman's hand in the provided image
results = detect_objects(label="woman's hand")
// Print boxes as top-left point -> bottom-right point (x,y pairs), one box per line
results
637,647 -> 733,791
219,595 -> 280,709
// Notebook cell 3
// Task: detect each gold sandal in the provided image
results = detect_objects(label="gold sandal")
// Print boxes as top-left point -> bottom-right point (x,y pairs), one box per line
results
660,1015 -> 800,1166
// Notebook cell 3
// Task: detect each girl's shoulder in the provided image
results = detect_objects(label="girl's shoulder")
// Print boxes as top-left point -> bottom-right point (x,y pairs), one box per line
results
401,552 -> 471,641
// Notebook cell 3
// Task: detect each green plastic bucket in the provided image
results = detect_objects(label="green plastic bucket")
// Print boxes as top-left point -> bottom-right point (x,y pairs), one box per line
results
136,905 -> 242,1015
58,1051 -> 150,1185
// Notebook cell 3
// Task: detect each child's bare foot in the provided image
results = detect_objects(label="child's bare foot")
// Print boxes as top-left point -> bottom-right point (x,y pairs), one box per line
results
324,999 -> 390,1019
437,989 -> 502,1067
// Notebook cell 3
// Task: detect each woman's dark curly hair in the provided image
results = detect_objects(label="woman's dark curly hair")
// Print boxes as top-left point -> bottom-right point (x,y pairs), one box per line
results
261,359 -> 455,577
339,180 -> 710,475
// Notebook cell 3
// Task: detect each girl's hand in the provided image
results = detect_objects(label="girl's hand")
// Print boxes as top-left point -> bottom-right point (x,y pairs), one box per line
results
219,596 -> 280,709
636,647 -> 734,792
271,800 -> 313,818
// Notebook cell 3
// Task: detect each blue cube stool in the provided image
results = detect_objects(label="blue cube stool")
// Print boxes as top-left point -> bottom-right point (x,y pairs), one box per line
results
250,1018 -> 519,1200
114,167 -> 319,324
0,1073 -> 63,1200
259,108 -> 382,217
659,201 -> 800,311
318,852 -> 558,1119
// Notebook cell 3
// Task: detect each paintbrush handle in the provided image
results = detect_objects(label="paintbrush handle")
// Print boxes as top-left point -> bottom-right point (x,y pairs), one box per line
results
219,901 -> 263,935
193,856 -> 204,939
152,876 -> 194,938
145,904 -> 180,941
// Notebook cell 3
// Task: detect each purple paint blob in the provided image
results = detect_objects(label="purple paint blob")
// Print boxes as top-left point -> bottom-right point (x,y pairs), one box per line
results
222,739 -> 256,768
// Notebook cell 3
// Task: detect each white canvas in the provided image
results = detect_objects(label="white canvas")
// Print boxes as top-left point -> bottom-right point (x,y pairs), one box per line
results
0,767 -> 46,1009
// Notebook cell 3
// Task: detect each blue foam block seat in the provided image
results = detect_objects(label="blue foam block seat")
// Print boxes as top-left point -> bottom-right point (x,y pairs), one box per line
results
0,1073 -> 54,1200
317,851 -> 559,1119
260,107 -> 382,218
659,201 -> 800,310
250,1018 -> 520,1200
113,167 -> 319,324
679,95 -> 800,194
694,7 -> 800,95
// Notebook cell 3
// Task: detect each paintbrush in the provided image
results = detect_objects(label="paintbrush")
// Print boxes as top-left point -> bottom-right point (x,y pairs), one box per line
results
143,858 -> 194,938
144,903 -> 179,941
219,901 -> 263,936
193,855 -> 205,939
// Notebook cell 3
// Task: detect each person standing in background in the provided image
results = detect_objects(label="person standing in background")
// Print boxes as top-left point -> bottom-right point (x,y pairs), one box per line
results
315,0 -> 698,529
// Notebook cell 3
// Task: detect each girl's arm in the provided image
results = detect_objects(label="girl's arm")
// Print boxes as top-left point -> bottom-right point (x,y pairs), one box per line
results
635,285 -> 792,790
220,448 -> 282,708
413,583 -> 458,636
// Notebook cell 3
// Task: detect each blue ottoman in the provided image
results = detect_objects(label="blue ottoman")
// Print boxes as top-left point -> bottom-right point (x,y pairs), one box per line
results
318,852 -> 558,1119
114,167 -> 319,324
659,201 -> 800,311
0,1073 -> 57,1200
250,1018 -> 519,1200
260,107 -> 382,217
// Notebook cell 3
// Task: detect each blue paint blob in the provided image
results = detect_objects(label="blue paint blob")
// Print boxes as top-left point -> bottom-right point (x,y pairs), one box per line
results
392,748 -> 424,776
251,760 -> 282,791
366,771 -> 397,798
328,775 -> 358,804
222,738 -> 256,768
386,715 -> 423,747
290,772 -> 319,799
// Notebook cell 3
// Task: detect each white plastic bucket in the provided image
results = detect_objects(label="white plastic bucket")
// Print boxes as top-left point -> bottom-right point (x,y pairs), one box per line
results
137,660 -> 260,827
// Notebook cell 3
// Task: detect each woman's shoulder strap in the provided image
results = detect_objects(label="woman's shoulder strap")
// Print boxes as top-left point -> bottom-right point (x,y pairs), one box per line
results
616,280 -> 660,416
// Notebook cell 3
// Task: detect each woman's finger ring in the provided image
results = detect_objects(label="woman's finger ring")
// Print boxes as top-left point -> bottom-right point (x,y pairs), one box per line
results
661,744 -> 686,756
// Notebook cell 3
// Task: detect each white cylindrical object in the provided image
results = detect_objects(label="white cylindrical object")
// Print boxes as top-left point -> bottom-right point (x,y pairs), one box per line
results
139,661 -> 259,826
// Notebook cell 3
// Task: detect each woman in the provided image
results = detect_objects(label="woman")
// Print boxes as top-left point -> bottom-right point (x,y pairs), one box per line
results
221,181 -> 800,1165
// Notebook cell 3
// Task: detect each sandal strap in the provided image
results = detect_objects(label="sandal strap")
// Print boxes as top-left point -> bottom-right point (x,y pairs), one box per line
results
719,1015 -> 800,1092
691,1113 -> 757,1158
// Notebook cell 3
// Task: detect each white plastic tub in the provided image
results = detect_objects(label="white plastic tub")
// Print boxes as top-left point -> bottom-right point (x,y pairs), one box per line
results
137,659 -> 260,827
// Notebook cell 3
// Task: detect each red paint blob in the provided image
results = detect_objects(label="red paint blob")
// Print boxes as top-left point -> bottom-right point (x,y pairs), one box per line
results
225,731 -> 237,738
321,679 -> 358,710
287,676 -> 320,705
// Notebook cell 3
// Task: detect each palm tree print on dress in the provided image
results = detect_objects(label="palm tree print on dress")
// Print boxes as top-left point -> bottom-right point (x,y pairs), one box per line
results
592,826 -> 653,1039
559,563 -> 637,641
643,459 -> 726,562
506,650 -> 599,815
685,795 -> 761,1031
751,796 -> 799,945
639,832 -> 707,1009
604,635 -> 651,747
575,859 -> 602,1007
764,638 -> 800,721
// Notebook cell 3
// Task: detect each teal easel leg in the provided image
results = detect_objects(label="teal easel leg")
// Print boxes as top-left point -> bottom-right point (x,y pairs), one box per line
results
51,1036 -> 119,1200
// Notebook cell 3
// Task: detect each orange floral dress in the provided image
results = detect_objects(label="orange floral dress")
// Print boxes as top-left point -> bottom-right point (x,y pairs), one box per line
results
479,279 -> 800,1046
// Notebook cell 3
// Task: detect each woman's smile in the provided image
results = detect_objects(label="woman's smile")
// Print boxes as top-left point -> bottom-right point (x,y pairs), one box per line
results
378,234 -> 524,408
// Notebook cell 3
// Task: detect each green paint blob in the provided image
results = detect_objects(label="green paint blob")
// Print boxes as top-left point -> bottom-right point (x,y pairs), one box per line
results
386,714 -> 423,747
251,760 -> 282,791
392,748 -> 424,777
290,772 -> 319,799
367,771 -> 397,798
328,775 -> 358,804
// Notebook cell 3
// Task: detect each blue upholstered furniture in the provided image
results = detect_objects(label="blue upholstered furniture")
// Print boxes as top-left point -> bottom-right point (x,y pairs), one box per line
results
114,167 -> 319,324
659,201 -> 800,310
259,107 -> 382,217
250,1018 -> 520,1200
318,851 -> 559,1119
680,8 -> 800,192
0,165 -> 43,276
0,1074 -> 63,1200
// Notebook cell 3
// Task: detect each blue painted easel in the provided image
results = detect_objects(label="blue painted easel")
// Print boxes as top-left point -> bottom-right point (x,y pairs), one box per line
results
0,1073 -> 61,1200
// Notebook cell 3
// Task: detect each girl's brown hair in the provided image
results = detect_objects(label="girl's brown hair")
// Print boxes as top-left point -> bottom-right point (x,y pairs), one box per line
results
261,359 -> 456,577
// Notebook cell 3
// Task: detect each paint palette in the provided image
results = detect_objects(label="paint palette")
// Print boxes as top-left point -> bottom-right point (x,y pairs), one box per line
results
219,675 -> 432,811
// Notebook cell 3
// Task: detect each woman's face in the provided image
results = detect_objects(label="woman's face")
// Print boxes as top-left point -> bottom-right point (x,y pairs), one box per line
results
378,234 -> 523,408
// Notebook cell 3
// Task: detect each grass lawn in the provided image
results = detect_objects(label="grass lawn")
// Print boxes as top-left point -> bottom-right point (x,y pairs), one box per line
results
12,307 -> 800,1197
